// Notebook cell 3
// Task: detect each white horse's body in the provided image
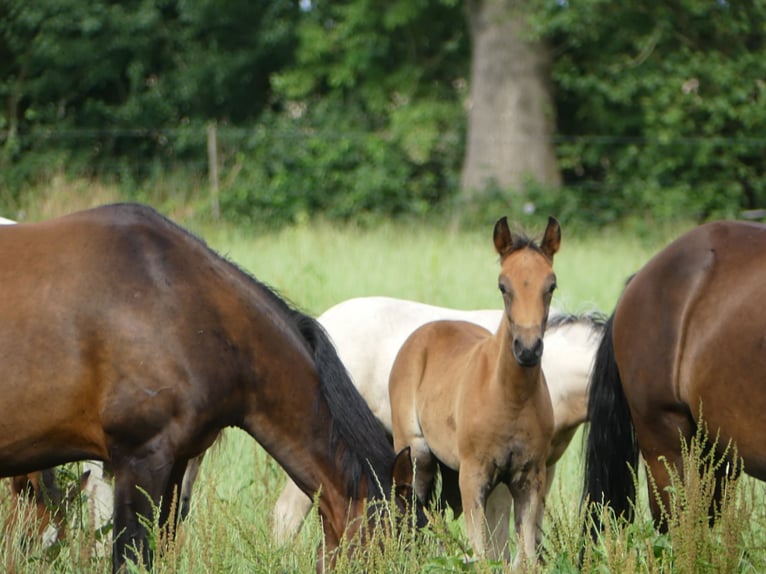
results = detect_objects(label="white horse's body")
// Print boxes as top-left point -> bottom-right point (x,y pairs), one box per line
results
273,296 -> 603,543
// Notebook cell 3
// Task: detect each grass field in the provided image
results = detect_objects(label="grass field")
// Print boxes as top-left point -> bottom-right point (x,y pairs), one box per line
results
2,205 -> 765,573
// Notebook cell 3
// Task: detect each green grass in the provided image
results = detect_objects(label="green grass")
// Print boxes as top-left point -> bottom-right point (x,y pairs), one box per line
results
3,212 -> 765,573
195,218 -> 676,315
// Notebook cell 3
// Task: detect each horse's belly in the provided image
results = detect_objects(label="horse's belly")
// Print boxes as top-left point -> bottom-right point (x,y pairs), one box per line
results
419,416 -> 460,469
0,417 -> 107,477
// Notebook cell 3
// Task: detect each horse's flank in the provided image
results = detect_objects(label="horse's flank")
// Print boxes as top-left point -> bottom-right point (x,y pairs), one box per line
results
584,219 -> 766,532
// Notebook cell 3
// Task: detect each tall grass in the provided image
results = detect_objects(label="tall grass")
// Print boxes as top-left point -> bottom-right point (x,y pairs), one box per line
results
2,198 -> 764,572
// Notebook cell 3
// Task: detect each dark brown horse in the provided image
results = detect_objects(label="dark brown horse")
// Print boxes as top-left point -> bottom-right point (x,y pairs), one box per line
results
0,204 -> 421,572
583,220 -> 766,530
7,469 -> 64,547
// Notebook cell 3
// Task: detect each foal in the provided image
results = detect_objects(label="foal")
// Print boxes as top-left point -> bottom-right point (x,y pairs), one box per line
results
389,216 -> 560,565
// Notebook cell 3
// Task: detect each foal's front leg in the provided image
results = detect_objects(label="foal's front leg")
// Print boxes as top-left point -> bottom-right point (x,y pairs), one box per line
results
510,462 -> 547,567
484,484 -> 512,561
458,461 -> 493,559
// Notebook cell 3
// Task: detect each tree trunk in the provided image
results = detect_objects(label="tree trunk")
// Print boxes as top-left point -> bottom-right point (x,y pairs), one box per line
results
461,0 -> 560,195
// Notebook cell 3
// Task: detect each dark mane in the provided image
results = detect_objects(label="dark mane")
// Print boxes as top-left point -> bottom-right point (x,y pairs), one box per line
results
294,314 -> 393,499
116,203 -> 393,500
548,310 -> 608,332
510,231 -> 537,252
251,286 -> 393,499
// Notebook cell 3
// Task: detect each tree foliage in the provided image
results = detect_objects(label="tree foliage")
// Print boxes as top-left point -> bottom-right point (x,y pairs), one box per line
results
227,0 -> 469,224
1,0 -> 298,177
533,0 -> 766,225
2,0 -> 765,227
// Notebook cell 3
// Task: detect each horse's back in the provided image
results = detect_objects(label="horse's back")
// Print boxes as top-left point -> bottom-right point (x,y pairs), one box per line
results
390,320 -> 491,418
614,220 -> 766,476
0,204 -> 244,474
392,318 -> 492,386
0,204 -> 189,289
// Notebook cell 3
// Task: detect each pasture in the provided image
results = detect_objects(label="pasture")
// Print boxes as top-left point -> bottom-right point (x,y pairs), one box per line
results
2,213 -> 765,573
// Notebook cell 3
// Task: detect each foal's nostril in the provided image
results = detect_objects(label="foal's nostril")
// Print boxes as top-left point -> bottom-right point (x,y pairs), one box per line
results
533,337 -> 544,358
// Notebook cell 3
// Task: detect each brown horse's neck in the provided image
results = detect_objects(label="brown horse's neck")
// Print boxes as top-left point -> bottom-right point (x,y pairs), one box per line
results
491,318 -> 545,403
238,297 -> 398,558
252,398 -> 367,558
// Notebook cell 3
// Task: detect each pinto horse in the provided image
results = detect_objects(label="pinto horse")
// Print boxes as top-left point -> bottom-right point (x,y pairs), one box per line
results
583,220 -> 766,530
271,296 -> 604,544
0,204 -> 420,572
390,216 -> 560,565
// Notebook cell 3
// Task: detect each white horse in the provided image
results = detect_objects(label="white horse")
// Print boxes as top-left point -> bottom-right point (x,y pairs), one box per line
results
271,296 -> 604,543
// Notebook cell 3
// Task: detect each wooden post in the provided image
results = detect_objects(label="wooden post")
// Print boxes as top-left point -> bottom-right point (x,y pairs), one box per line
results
207,122 -> 220,220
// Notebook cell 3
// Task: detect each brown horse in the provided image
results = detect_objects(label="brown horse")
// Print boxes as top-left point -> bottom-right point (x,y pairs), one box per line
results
389,216 -> 560,565
583,220 -> 766,530
0,204 -> 422,572
6,468 -> 90,548
7,469 -> 64,547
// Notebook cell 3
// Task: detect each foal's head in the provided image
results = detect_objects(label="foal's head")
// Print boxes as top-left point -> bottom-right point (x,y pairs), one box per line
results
8,468 -> 91,548
493,216 -> 561,367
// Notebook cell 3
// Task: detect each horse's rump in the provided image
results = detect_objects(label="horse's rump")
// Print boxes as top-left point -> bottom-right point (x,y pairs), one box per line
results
585,220 -> 766,532
615,221 -> 766,472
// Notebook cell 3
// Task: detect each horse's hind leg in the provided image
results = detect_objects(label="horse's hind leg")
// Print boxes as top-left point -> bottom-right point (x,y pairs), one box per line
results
509,463 -> 547,567
693,430 -> 740,526
484,484 -> 511,561
634,411 -> 693,530
160,460 -> 189,531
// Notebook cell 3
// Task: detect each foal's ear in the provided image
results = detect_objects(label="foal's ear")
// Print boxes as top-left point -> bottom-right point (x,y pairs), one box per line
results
540,216 -> 561,260
392,446 -> 415,486
493,216 -> 514,256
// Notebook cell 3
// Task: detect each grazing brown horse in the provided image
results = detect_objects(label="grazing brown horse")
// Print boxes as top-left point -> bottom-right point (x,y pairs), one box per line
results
7,469 -> 63,547
583,220 -> 766,530
6,468 -> 90,548
389,216 -> 560,565
0,204 -> 421,572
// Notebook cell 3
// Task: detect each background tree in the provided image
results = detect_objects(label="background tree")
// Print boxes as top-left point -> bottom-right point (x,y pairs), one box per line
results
461,0 -> 560,196
538,0 -> 766,225
2,0 -> 766,227
220,0 -> 470,224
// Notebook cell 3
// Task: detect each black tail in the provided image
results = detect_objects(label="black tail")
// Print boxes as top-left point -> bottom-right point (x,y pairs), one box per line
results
582,312 -> 639,530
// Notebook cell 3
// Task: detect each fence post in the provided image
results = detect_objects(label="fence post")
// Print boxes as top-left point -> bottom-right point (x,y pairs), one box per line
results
207,122 -> 220,220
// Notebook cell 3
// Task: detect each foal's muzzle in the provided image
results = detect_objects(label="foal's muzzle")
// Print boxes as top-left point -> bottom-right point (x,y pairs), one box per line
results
513,336 -> 544,367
